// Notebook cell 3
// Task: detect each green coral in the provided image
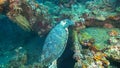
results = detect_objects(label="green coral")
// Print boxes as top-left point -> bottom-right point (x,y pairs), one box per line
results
79,32 -> 93,42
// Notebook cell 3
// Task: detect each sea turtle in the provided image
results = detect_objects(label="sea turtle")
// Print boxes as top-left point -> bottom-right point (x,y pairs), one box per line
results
40,19 -> 74,67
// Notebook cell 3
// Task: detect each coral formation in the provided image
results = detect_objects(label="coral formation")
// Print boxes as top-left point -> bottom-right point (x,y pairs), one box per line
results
109,30 -> 118,36
0,0 -> 120,68
72,30 -> 82,68
7,0 -> 31,31
104,45 -> 120,62
73,27 -> 120,68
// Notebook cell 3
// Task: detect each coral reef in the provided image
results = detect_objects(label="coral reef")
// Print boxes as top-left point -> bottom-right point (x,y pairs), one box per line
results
104,45 -> 120,62
7,0 -> 31,31
1,0 -> 53,34
108,29 -> 120,45
73,27 -> 120,68
74,48 -> 110,68
21,0 -> 53,35
73,30 -> 82,60
0,0 -> 120,68
1,0 -> 120,33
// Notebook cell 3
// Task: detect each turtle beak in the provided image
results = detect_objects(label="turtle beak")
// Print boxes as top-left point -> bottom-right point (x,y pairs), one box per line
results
72,21 -> 75,25
69,20 -> 75,26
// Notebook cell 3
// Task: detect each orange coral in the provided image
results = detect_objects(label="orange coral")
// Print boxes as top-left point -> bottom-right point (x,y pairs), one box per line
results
101,60 -> 110,66
109,30 -> 118,36
93,56 -> 101,61
108,15 -> 120,21
89,45 -> 100,52
8,0 -> 22,16
93,52 -> 107,61
82,63 -> 87,68
35,3 -> 39,8
0,0 -> 6,5
109,16 -> 116,19
0,0 -> 6,12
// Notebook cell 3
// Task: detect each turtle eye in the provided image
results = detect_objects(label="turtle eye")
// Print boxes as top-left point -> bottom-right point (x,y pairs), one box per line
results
63,20 -> 66,24
60,20 -> 66,26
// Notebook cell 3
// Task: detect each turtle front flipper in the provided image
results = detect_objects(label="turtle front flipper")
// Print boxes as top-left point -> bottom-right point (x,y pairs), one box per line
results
48,60 -> 57,68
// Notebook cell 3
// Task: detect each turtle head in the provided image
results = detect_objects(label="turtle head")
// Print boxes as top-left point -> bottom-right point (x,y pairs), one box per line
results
60,19 -> 75,28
